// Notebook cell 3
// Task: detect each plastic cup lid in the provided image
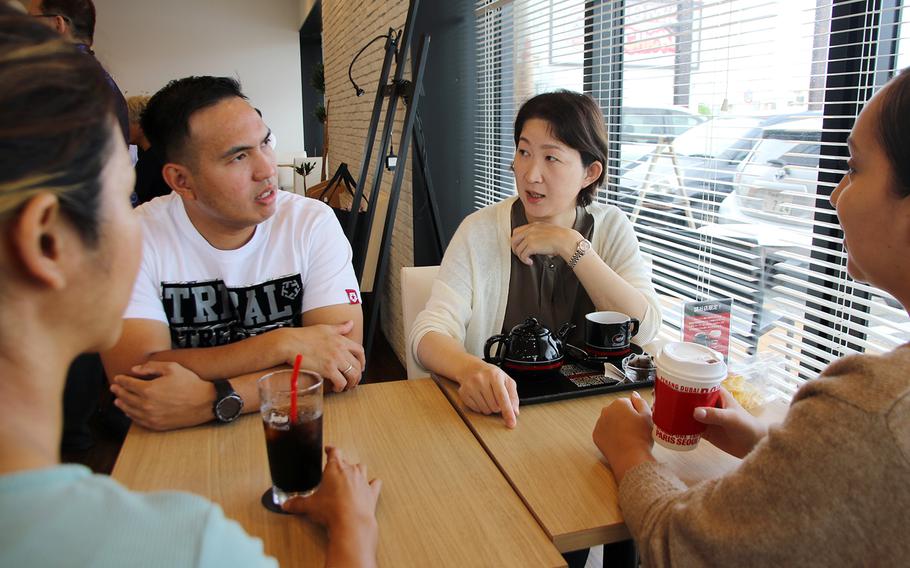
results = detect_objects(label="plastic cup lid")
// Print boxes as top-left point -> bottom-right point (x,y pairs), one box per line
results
656,341 -> 727,383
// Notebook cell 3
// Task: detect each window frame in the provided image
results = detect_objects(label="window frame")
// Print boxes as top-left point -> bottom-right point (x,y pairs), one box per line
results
474,0 -> 907,380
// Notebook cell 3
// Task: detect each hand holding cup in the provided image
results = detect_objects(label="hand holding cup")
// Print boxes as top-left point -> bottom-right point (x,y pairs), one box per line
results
281,446 -> 382,529
652,342 -> 727,451
592,392 -> 656,484
282,446 -> 382,568
693,387 -> 768,458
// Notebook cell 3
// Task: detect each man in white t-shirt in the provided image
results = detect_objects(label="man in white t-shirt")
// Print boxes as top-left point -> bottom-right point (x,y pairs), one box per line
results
101,76 -> 365,431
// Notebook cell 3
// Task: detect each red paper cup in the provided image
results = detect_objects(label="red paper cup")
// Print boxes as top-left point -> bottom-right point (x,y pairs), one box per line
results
652,342 -> 727,451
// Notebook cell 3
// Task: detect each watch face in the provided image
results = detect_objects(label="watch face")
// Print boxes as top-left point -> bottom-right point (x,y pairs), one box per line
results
579,239 -> 591,253
217,395 -> 243,421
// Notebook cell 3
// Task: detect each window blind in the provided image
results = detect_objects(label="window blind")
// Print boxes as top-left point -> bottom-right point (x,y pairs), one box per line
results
475,0 -> 910,396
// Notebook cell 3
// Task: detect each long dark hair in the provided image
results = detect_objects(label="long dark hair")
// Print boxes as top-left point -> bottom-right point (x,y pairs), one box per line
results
877,68 -> 910,198
513,90 -> 609,206
0,6 -> 113,245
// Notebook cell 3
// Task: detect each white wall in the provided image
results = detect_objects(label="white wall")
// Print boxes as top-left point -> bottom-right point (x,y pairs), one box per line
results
92,0 -> 305,158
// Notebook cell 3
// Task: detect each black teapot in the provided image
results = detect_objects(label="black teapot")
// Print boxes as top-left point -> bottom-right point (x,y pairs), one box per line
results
484,318 -> 575,377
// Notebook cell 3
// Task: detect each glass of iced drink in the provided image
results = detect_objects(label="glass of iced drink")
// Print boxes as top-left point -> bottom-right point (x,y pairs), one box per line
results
258,369 -> 324,506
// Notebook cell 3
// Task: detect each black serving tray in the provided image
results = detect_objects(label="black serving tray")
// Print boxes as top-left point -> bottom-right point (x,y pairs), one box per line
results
515,344 -> 654,405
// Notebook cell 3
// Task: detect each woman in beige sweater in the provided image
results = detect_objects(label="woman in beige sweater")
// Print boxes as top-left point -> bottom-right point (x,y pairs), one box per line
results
592,71 -> 910,566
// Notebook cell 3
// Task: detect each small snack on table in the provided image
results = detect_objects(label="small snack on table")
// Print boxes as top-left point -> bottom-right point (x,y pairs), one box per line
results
722,371 -> 764,410
622,353 -> 656,383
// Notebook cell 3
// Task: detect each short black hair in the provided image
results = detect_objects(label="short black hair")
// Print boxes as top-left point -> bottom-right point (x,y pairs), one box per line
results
513,90 -> 609,206
38,0 -> 96,44
0,4 -> 112,245
877,68 -> 910,198
141,76 -> 247,164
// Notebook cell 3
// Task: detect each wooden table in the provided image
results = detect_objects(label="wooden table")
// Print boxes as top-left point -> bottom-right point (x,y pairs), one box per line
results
112,378 -> 566,567
435,378 -> 744,552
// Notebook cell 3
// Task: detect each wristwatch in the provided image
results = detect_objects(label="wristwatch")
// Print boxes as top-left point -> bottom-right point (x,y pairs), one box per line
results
568,238 -> 591,268
213,379 -> 244,423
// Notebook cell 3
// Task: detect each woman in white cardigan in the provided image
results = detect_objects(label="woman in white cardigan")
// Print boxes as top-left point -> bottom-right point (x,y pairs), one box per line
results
410,91 -> 660,429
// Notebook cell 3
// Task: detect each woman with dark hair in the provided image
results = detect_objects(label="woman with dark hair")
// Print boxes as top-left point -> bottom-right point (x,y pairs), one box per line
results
0,9 -> 379,567
592,70 -> 910,566
410,90 -> 661,428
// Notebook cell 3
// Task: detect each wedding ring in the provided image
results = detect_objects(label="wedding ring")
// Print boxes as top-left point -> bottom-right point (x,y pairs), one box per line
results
342,363 -> 354,375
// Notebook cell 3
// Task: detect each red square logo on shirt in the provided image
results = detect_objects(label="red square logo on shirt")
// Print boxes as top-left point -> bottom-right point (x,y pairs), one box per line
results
346,289 -> 361,304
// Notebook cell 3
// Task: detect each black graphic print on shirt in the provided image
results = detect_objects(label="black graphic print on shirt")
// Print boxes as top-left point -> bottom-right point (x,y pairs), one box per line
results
161,274 -> 303,348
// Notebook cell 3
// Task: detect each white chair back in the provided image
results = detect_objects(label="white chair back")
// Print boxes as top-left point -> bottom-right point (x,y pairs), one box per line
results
400,265 -> 440,379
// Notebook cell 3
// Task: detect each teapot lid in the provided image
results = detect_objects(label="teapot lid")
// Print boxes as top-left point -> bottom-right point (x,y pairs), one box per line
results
509,317 -> 550,338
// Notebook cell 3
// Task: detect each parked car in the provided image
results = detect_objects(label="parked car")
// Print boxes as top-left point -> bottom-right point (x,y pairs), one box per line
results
719,116 -> 823,232
616,112 -> 822,226
705,117 -> 823,336
616,116 -> 765,224
720,116 -> 908,340
619,106 -> 707,172
615,113 -> 825,347
621,106 -> 707,142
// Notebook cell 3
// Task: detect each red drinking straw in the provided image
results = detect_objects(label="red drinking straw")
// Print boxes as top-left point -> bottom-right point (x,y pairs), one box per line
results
290,354 -> 302,425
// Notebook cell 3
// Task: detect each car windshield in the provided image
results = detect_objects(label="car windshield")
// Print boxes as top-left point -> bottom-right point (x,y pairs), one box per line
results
751,140 -> 822,168
671,117 -> 763,159
751,118 -> 823,167
622,112 -> 665,137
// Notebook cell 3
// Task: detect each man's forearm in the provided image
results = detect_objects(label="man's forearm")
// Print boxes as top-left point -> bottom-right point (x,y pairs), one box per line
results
149,331 -> 287,380
229,366 -> 288,415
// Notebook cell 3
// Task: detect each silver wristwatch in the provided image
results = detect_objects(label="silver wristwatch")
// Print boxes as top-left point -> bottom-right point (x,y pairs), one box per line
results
568,238 -> 591,268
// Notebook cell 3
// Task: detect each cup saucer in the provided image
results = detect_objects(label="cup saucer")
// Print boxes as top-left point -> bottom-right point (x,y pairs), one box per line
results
567,342 -> 644,368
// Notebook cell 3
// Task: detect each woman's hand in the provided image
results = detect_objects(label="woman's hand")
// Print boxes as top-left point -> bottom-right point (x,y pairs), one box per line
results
592,392 -> 656,484
693,387 -> 768,458
511,223 -> 580,266
455,358 -> 520,428
283,447 -> 381,568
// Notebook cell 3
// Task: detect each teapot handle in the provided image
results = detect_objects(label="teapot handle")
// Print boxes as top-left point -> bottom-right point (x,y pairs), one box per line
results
484,334 -> 507,365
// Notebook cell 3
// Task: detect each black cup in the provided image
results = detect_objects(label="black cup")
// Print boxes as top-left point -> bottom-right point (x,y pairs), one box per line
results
584,311 -> 640,359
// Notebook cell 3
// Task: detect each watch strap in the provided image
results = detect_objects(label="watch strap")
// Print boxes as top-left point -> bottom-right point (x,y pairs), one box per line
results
213,378 -> 234,401
213,379 -> 242,423
568,238 -> 590,268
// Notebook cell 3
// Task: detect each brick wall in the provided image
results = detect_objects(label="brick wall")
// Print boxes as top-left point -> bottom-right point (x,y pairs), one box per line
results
323,0 -> 412,368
